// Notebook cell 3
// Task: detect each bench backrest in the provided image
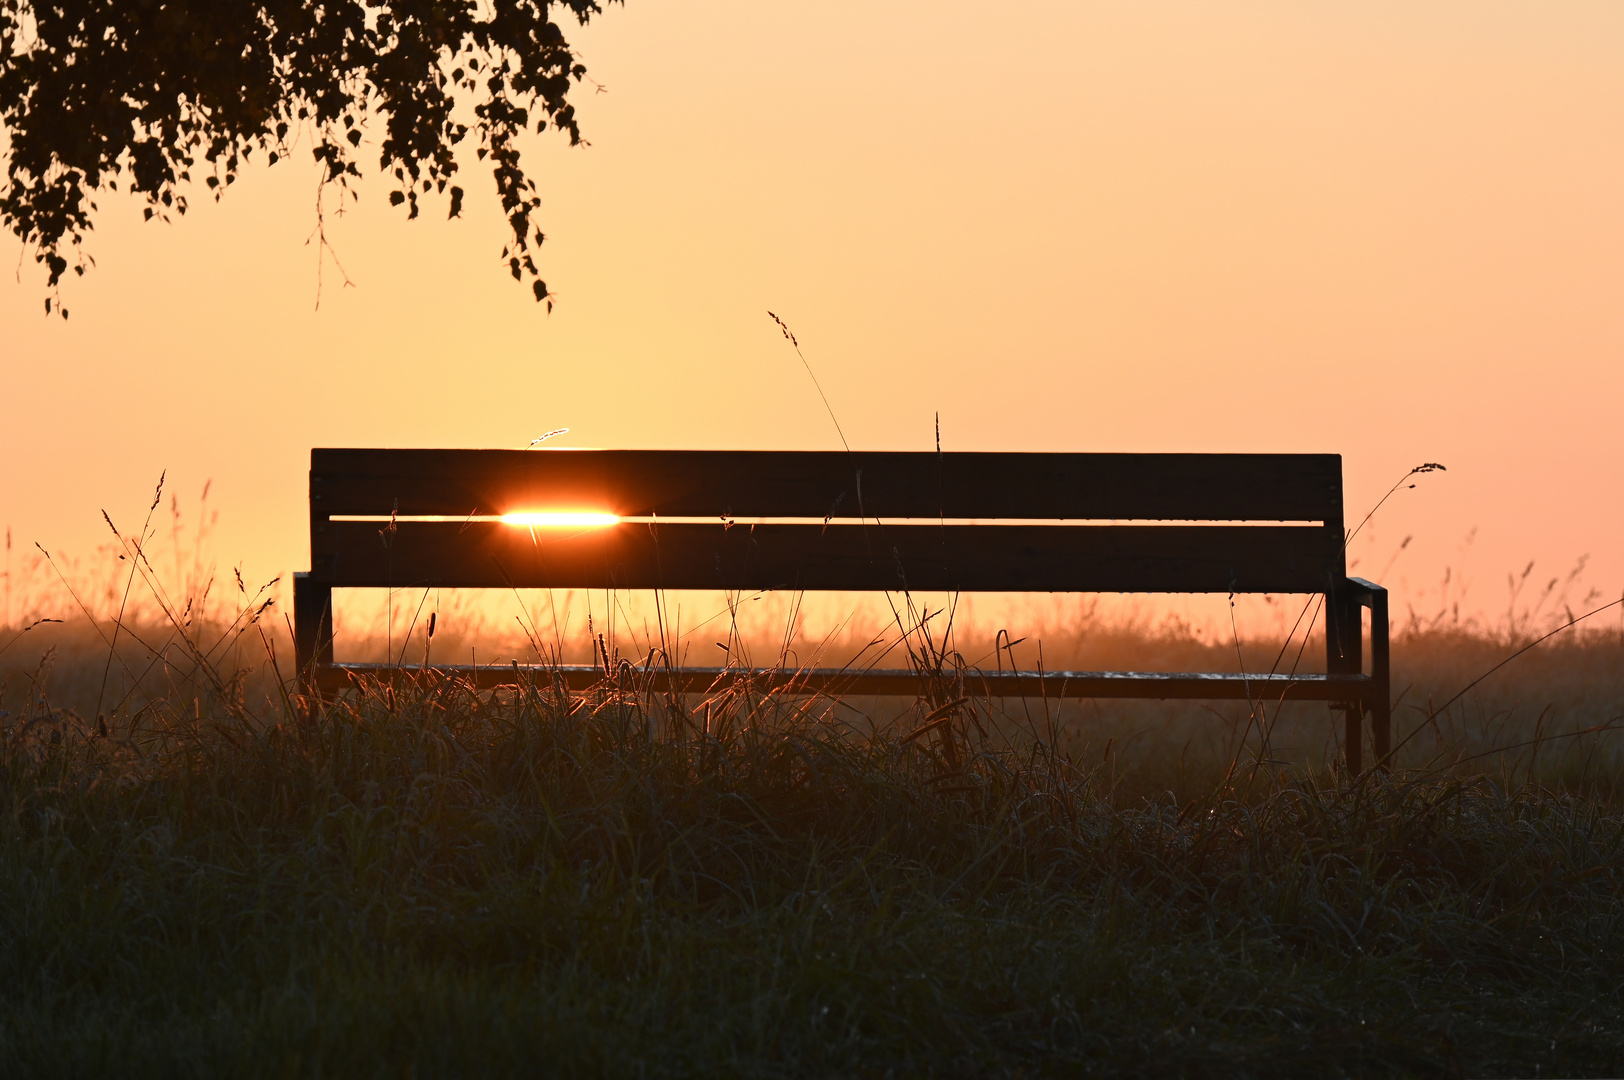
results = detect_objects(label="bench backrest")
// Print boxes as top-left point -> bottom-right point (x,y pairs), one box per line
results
308,449 -> 1346,595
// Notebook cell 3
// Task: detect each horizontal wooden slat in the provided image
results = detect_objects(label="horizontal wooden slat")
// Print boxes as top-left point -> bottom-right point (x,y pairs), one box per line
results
319,662 -> 1374,701
310,449 -> 1343,524
310,520 -> 1343,593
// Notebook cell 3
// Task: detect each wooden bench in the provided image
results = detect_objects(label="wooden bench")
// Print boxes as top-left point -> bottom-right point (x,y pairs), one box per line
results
293,449 -> 1391,772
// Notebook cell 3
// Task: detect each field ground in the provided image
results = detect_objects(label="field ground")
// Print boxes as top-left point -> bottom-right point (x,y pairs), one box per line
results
2,603 -> 1622,1077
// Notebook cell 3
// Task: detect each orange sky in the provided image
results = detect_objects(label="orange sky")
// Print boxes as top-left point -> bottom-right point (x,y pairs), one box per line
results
3,0 -> 1621,632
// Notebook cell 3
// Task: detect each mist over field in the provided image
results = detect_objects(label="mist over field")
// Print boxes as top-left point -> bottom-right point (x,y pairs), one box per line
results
6,507 -> 1621,799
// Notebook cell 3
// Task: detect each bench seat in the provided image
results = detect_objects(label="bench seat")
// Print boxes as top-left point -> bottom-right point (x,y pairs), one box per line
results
319,662 -> 1380,701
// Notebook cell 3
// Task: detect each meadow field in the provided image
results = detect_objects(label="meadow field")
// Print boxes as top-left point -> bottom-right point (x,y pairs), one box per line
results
1,535 -> 1621,1077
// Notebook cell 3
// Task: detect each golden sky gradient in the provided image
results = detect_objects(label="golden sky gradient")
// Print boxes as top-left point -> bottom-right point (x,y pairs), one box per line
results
3,0 -> 1621,629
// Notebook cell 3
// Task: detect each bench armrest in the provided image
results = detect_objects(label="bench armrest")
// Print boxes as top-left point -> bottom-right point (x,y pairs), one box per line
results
1343,575 -> 1385,602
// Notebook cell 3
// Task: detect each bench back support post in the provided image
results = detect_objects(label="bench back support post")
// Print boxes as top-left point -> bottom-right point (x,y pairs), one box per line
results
293,572 -> 333,703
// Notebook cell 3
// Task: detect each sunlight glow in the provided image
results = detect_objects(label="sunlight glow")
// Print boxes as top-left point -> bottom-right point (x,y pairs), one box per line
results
500,511 -> 620,528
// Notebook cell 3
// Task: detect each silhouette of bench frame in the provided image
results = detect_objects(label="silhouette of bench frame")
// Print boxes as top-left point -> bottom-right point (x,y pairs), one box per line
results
293,449 -> 1390,772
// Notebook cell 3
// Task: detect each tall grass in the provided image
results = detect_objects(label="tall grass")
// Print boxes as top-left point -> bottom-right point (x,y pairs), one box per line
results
3,657 -> 1622,1076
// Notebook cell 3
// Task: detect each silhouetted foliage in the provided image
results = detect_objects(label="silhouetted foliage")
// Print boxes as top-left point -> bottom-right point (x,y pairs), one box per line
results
0,0 -> 616,317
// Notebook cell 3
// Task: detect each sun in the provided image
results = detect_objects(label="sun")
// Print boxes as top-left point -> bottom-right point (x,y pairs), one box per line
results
499,511 -> 620,527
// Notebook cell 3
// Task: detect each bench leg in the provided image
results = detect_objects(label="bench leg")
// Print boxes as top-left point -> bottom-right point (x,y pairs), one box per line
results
1343,707 -> 1363,777
293,572 -> 333,714
1370,697 -> 1390,771
1368,585 -> 1391,771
